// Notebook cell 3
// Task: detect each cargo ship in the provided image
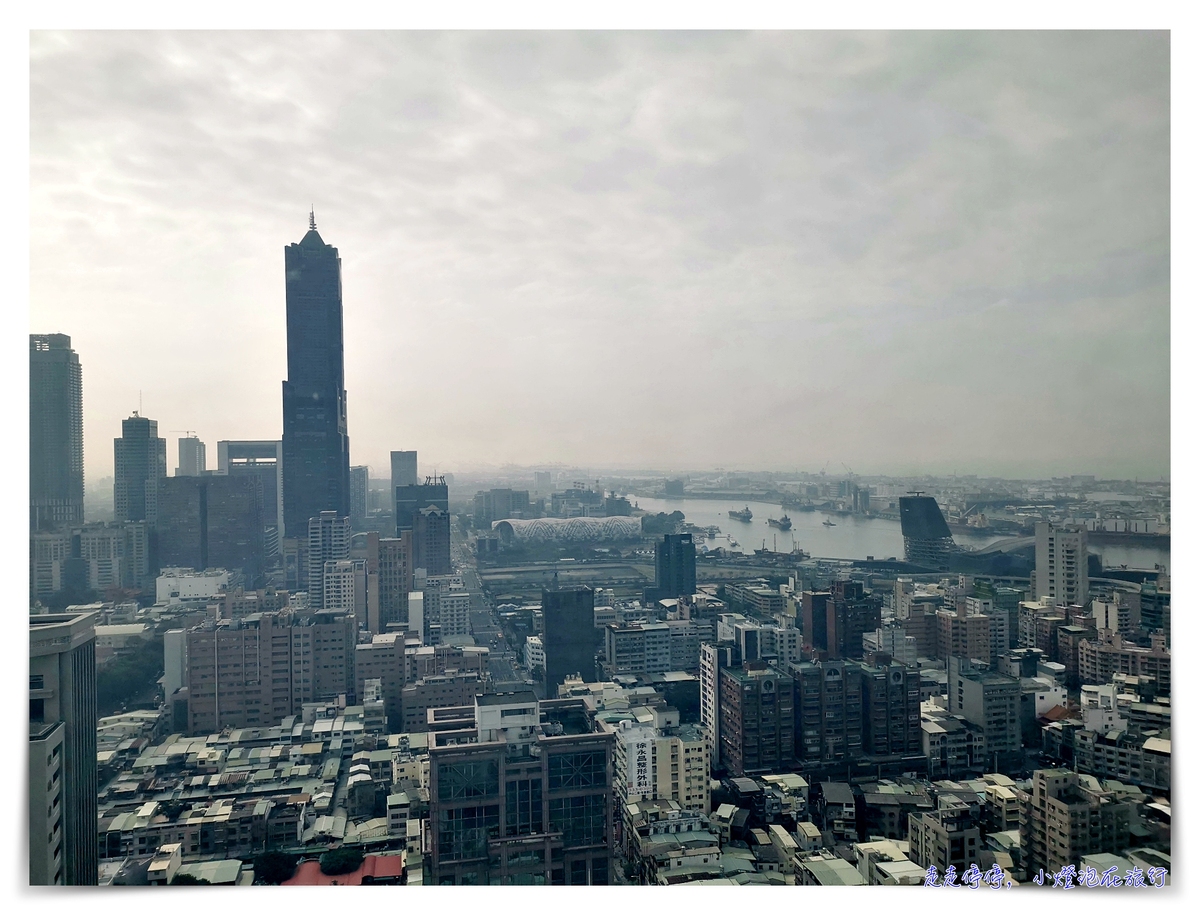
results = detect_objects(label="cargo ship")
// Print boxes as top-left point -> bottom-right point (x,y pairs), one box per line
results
767,514 -> 793,531
729,507 -> 753,522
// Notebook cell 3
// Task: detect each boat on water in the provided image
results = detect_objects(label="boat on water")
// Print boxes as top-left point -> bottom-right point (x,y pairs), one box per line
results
729,539 -> 740,548
768,514 -> 793,531
822,519 -> 836,527
729,507 -> 753,522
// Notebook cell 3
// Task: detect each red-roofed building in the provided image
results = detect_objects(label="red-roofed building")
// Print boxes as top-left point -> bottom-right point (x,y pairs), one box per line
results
282,853 -> 406,886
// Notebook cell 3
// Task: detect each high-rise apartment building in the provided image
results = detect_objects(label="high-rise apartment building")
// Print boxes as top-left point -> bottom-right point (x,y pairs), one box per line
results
349,531 -> 383,631
175,436 -> 206,476
30,611 -> 98,885
307,511 -> 350,609
830,580 -> 882,660
30,334 -> 84,531
156,475 -> 266,585
427,693 -> 614,885
543,587 -> 598,692
1019,769 -> 1133,878
603,623 -> 672,677
860,662 -> 923,758
114,414 -> 166,525
1033,522 -> 1089,606
281,214 -> 351,538
699,643 -> 734,768
948,656 -> 1021,766
908,804 -> 981,874
323,558 -> 367,624
350,465 -> 369,526
608,713 -> 710,814
717,664 -> 794,776
801,585 -> 881,661
1078,631 -> 1170,695
378,534 -> 412,628
790,658 -> 864,764
790,656 -> 922,769
185,610 -> 356,734
423,575 -> 472,639
936,605 -> 992,666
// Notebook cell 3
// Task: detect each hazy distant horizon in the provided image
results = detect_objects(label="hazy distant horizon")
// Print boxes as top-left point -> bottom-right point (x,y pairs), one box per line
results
31,31 -> 1170,484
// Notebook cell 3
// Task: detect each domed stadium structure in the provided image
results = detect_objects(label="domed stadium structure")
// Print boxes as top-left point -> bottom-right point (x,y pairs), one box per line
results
492,516 -> 642,544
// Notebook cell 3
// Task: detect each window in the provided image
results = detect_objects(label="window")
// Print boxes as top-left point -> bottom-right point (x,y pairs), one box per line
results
506,779 -> 543,836
548,793 -> 607,846
548,750 -> 606,790
438,759 -> 500,801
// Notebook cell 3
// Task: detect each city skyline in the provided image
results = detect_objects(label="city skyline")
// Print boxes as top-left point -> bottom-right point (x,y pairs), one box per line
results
30,32 -> 1169,484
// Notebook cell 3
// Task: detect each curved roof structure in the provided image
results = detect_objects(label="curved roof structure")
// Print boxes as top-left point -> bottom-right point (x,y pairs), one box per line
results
492,516 -> 642,544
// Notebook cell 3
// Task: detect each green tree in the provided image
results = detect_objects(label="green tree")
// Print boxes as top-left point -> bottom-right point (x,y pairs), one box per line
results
319,847 -> 364,876
170,873 -> 211,885
96,634 -> 165,715
253,851 -> 298,885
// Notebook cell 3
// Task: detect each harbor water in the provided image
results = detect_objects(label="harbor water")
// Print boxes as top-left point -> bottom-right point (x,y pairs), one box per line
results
631,495 -> 1169,572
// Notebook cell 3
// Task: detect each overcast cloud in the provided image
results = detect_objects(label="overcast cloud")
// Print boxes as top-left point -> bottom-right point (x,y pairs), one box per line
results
29,31 -> 1170,482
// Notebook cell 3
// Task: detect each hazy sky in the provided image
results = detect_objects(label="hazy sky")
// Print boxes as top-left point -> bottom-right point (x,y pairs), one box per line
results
29,31 -> 1170,483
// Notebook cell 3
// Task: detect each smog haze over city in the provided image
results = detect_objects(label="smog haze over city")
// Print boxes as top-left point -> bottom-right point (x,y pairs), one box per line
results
30,30 -> 1169,483
21,24 -> 1182,895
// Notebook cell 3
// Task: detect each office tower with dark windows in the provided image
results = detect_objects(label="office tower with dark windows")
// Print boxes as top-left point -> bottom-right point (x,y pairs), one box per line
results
217,440 -> 284,558
414,504 -> 452,576
350,465 -> 369,526
281,214 -> 351,539
114,413 -> 166,525
829,579 -> 881,661
307,511 -> 350,609
898,494 -> 958,570
427,693 -> 615,885
396,474 -> 449,534
30,334 -> 84,531
801,591 -> 836,657
156,475 -> 266,585
175,435 -> 206,476
542,587 -> 598,693
30,610 -> 98,885
391,449 -> 419,490
650,533 -> 695,603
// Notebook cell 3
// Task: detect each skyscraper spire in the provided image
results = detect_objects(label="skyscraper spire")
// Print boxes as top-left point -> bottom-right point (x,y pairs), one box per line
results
309,207 -> 316,231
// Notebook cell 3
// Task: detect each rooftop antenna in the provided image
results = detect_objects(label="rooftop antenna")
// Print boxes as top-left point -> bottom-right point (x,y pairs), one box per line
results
138,390 -> 142,415
309,206 -> 316,231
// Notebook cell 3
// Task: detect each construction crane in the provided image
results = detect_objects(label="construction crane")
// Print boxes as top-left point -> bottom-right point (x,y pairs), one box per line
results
170,430 -> 198,438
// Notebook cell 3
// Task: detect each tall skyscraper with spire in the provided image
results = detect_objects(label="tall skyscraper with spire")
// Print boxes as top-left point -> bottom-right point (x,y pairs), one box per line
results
282,212 -> 351,538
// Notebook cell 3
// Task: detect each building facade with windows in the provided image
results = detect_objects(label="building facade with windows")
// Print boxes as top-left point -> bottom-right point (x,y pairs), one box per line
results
30,611 -> 98,885
30,334 -> 84,531
427,693 -> 614,885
